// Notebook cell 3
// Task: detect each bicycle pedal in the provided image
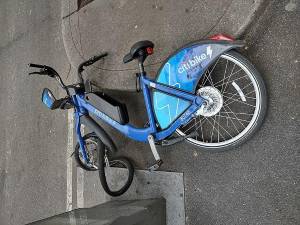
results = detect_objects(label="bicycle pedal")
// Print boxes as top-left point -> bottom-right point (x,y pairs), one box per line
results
148,160 -> 163,172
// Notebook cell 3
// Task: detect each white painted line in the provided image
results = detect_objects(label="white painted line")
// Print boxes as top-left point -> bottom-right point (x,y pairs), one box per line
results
66,109 -> 74,211
77,125 -> 85,208
76,167 -> 84,208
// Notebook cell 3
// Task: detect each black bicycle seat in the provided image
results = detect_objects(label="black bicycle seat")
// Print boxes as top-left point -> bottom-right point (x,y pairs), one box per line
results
123,40 -> 154,64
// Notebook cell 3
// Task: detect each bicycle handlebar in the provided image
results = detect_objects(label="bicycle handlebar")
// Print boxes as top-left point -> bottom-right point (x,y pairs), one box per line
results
28,63 -> 58,77
77,52 -> 108,84
28,63 -> 70,95
82,52 -> 108,67
28,63 -> 46,69
29,52 -> 108,93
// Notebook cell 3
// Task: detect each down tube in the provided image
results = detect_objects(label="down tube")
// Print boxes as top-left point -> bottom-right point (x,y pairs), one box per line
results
77,96 -> 154,142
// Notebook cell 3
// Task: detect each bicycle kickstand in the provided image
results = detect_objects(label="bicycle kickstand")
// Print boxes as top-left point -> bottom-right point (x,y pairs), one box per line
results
147,135 -> 163,172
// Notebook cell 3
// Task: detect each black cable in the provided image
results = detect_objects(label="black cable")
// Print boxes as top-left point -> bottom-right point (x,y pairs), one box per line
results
67,0 -> 234,73
67,0 -> 163,72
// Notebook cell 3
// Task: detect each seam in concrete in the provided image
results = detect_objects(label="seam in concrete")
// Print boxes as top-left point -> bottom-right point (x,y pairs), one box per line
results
235,0 -> 271,37
76,168 -> 84,208
241,0 -> 273,40
66,109 -> 74,211
77,125 -> 85,208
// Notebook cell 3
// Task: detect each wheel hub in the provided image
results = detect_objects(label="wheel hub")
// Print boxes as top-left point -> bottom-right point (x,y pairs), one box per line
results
196,86 -> 223,117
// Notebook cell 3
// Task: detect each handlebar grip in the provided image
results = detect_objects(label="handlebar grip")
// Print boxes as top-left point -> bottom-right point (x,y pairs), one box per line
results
90,52 -> 108,62
82,52 -> 108,67
28,63 -> 45,69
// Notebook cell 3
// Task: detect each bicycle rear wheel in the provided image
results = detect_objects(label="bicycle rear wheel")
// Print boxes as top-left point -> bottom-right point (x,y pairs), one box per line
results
176,51 -> 267,151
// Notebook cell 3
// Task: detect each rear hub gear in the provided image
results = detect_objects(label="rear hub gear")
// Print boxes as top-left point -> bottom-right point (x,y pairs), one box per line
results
196,86 -> 223,117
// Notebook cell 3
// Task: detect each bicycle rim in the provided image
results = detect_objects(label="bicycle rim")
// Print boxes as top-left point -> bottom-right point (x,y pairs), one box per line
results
79,139 -> 99,168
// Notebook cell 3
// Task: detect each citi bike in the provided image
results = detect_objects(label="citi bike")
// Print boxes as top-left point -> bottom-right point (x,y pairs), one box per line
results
28,34 -> 267,196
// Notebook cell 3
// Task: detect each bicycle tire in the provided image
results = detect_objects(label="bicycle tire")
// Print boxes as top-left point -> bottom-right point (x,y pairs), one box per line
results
98,150 -> 134,197
74,133 -> 103,171
176,50 -> 267,152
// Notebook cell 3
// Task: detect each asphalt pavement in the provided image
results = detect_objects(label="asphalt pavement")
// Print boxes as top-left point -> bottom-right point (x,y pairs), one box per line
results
92,1 -> 300,224
61,0 -> 265,90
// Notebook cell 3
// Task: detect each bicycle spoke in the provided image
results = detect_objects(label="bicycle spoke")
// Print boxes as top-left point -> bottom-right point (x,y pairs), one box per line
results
223,91 -> 256,100
217,112 -> 221,142
214,68 -> 243,87
218,114 -> 251,123
205,117 -> 230,139
201,57 -> 220,86
193,117 -> 198,141
201,70 -> 211,86
210,115 -> 217,142
221,64 -> 236,94
223,98 -> 256,108
184,116 -> 205,133
220,111 -> 254,116
201,69 -> 214,86
220,108 -> 240,133
223,82 -> 253,104
193,117 -> 207,134
218,59 -> 228,90
200,117 -> 205,142
223,105 -> 246,128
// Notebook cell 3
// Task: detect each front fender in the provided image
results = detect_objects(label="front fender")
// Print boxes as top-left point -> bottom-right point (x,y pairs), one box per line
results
152,39 -> 244,129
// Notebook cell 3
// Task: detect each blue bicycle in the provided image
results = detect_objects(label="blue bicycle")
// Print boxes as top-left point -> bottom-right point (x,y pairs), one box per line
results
29,34 -> 267,196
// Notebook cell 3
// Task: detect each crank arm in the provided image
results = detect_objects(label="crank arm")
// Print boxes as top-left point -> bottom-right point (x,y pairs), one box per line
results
148,159 -> 163,172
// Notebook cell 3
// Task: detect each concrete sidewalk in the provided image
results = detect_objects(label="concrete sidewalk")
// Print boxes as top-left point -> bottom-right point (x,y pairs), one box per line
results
82,1 -> 299,225
61,0 -> 266,91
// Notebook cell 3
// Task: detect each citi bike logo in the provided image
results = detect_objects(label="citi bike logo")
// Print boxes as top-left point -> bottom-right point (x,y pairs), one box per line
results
180,109 -> 192,122
178,46 -> 213,74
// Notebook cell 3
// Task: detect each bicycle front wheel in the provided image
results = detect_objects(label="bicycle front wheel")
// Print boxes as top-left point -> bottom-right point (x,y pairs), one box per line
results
98,152 -> 134,197
176,51 -> 267,152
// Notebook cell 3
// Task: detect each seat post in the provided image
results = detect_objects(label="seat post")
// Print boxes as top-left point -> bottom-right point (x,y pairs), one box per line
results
138,61 -> 145,74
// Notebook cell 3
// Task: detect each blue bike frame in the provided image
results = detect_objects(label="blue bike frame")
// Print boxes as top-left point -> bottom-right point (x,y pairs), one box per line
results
73,73 -> 204,162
